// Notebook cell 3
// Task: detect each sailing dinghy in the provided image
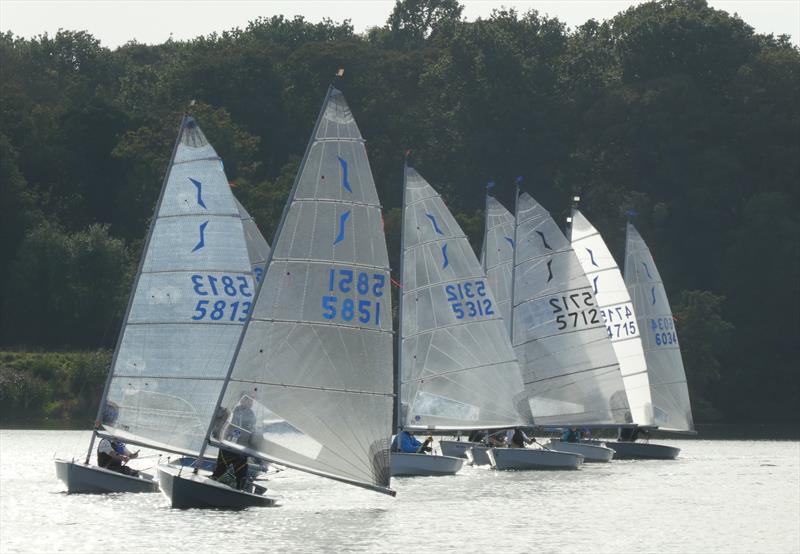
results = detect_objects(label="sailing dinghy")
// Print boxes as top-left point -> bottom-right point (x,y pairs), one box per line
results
570,210 -> 666,458
56,116 -> 264,493
160,83 -> 396,508
393,167 -> 525,476
616,222 -> 694,459
499,191 -> 623,465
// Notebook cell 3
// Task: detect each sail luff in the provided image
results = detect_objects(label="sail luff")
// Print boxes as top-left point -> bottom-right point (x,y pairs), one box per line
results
195,86 -> 336,465
84,115 -> 189,463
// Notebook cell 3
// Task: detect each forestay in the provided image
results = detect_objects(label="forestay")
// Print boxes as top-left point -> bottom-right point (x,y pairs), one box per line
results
570,210 -> 654,426
624,223 -> 694,432
511,194 -> 630,426
480,196 -> 515,335
213,87 -> 394,494
101,117 -> 256,455
400,167 -> 524,431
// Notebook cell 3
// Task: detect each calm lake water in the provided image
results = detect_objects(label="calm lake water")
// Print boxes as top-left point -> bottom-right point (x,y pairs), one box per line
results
1,430 -> 798,553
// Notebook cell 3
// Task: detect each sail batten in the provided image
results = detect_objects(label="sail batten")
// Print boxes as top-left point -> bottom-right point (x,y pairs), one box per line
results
510,193 -> 630,426
570,210 -> 655,426
624,223 -> 694,432
399,167 -> 524,432
212,87 -> 394,494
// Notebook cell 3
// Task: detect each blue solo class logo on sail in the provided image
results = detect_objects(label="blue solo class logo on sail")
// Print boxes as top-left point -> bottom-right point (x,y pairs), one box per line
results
445,280 -> 494,319
190,274 -> 254,321
322,268 -> 385,325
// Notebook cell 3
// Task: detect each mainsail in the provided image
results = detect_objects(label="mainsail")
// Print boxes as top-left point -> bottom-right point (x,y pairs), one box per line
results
234,196 -> 271,280
511,193 -> 630,426
210,87 -> 394,495
624,223 -> 694,432
98,117 -> 257,455
399,167 -> 524,431
570,210 -> 654,426
480,195 -> 515,335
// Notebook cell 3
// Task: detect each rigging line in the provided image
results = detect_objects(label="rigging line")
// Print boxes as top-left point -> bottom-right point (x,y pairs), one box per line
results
226,378 -> 392,397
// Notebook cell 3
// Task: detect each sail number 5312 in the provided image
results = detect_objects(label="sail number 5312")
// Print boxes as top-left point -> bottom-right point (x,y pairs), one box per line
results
445,280 -> 494,319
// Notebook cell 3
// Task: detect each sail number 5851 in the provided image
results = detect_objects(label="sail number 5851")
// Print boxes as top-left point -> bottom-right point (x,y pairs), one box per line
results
321,268 -> 385,325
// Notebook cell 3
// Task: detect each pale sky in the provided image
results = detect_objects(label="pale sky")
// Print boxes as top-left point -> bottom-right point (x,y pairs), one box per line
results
1,0 -> 798,48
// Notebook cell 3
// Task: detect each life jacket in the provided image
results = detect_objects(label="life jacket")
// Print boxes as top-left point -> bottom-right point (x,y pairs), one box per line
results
97,440 -> 121,467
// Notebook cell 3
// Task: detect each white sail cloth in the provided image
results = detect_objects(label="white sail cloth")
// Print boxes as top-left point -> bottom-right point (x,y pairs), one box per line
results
102,118 -> 257,455
624,223 -> 694,432
480,196 -> 515,335
511,194 -> 630,426
234,196 -> 271,281
570,210 -> 655,426
214,87 -> 394,493
399,168 -> 524,431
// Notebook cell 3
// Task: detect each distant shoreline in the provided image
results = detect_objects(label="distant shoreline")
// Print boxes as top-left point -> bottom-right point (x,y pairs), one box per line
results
2,422 -> 798,441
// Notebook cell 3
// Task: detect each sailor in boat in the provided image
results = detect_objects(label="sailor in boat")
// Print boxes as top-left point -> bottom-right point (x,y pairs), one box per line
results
210,395 -> 256,490
391,430 -> 433,454
507,428 -> 535,448
562,427 -> 582,443
97,437 -> 139,476
486,430 -> 508,448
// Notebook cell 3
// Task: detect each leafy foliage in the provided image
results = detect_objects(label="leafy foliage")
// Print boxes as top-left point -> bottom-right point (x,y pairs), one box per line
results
0,0 -> 797,423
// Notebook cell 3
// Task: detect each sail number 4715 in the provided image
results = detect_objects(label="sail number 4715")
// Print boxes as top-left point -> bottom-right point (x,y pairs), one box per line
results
321,268 -> 385,325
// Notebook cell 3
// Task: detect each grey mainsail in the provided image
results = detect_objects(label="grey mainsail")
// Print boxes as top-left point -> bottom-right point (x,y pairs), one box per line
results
399,167 -> 524,431
570,210 -> 655,426
624,223 -> 694,432
234,196 -> 271,280
511,193 -> 630,426
481,195 -> 516,335
98,117 -> 257,456
209,87 -> 394,495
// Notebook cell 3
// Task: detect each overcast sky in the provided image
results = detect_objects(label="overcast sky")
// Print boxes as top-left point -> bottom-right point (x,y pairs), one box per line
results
1,0 -> 798,48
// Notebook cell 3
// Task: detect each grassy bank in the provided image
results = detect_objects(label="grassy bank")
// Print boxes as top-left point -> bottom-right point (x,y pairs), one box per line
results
0,350 -> 110,426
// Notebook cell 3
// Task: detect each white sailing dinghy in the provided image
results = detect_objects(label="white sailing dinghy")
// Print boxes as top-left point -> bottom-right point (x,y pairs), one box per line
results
500,192 -> 623,465
159,83 -> 396,508
619,222 -> 695,459
394,168 -> 525,476
570,209 -> 658,458
56,116 -> 264,494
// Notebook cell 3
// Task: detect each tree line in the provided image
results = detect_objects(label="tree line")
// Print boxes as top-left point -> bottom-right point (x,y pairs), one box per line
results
1,0 -> 797,425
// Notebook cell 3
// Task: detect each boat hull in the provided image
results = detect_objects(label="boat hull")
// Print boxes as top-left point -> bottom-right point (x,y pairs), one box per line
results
390,452 -> 463,476
439,440 -> 483,459
465,445 -> 493,466
546,440 -> 615,462
157,464 -> 277,509
607,441 -> 680,460
489,448 -> 584,470
54,459 -> 159,494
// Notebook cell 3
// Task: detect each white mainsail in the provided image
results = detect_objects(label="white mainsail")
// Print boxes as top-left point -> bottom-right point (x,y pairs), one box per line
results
511,193 -> 630,426
624,223 -> 694,432
99,117 -> 257,455
234,196 -> 271,281
570,210 -> 655,426
399,167 -> 524,431
480,195 -> 515,335
210,87 -> 394,495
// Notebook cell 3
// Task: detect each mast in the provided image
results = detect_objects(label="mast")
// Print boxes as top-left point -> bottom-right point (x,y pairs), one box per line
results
84,115 -> 188,464
194,80 -> 337,468
508,176 -> 521,342
567,193 -> 581,241
395,156 -> 410,434
481,181 -> 495,274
